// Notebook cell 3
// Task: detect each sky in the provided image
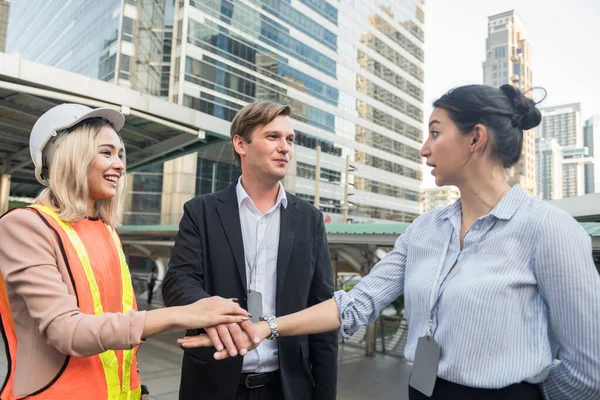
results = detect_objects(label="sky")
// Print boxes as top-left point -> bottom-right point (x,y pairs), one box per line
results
421,0 -> 600,187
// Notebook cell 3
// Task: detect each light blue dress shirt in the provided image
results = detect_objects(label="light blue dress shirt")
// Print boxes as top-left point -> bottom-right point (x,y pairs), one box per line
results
335,185 -> 600,399
237,178 -> 287,373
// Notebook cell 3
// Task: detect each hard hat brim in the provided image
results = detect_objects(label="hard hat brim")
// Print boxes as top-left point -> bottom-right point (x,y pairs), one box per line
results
56,107 -> 126,133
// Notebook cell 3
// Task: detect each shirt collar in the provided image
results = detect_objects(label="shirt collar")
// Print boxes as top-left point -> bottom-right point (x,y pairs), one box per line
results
236,176 -> 288,210
488,184 -> 529,220
439,184 -> 529,221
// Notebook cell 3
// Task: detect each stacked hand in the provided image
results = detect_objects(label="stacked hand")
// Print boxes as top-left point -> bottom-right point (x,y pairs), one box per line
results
177,321 -> 272,360
178,296 -> 252,329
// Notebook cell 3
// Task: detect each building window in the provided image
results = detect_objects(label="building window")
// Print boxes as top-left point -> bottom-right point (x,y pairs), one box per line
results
122,17 -> 134,43
494,47 -> 506,59
514,63 -> 521,76
296,194 -> 341,215
295,132 -> 342,157
297,162 -> 341,183
119,54 -> 131,80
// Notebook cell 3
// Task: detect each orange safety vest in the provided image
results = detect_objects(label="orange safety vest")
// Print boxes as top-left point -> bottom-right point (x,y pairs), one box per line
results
0,205 -> 141,399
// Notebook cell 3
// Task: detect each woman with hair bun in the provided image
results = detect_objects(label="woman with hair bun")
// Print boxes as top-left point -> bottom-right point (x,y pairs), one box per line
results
182,84 -> 600,400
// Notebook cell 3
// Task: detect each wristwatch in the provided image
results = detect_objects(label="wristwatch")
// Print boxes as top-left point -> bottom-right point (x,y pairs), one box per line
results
259,314 -> 279,340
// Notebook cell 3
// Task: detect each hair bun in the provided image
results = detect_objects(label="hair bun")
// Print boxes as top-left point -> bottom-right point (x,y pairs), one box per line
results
499,84 -> 541,130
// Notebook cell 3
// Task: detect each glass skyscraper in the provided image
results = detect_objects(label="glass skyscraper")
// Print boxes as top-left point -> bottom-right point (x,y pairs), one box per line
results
7,1 -> 123,81
170,0 -> 425,223
6,0 -> 174,225
6,0 -> 425,224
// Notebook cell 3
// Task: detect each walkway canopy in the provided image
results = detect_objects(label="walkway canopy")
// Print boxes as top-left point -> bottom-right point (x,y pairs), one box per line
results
547,193 -> 600,222
117,222 -> 600,274
0,53 -> 230,200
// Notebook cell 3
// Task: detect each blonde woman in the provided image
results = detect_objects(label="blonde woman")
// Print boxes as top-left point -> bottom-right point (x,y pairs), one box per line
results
0,104 -> 251,400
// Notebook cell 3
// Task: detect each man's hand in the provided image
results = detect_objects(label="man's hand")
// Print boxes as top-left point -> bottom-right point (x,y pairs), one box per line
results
204,320 -> 257,357
177,321 -> 271,360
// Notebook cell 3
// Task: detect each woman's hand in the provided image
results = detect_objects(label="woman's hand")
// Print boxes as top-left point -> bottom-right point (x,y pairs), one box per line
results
177,321 -> 271,360
177,297 -> 251,329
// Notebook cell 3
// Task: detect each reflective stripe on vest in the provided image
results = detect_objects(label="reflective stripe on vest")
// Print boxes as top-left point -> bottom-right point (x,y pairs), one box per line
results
30,205 -> 138,400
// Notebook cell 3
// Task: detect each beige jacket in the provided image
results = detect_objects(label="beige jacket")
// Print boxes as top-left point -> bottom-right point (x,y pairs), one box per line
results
0,209 -> 147,396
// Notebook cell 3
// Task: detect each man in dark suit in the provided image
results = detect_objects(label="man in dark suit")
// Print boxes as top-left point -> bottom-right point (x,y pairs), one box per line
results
162,101 -> 338,400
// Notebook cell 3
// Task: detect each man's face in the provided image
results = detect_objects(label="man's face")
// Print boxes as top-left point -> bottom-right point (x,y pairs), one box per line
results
237,115 -> 295,182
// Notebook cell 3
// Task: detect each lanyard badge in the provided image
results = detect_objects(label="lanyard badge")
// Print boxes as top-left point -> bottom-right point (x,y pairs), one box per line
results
245,212 -> 275,323
409,235 -> 453,397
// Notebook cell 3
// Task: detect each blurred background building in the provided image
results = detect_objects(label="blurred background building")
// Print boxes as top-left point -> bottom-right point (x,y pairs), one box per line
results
482,10 -> 536,196
535,137 -> 563,200
420,186 -> 459,213
584,115 -> 600,194
0,0 -> 7,52
535,103 -> 593,198
5,0 -> 426,225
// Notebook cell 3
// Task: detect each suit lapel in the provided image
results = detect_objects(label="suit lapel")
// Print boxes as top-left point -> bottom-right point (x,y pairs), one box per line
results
276,195 -> 297,304
216,184 -> 247,292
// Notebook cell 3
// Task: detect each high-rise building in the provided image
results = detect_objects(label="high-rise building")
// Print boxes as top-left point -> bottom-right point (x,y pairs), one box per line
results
561,146 -> 593,198
421,186 -> 460,213
535,137 -> 563,200
6,0 -> 426,225
584,116 -> 600,193
5,0 -> 172,225
535,103 -> 592,198
167,0 -> 425,223
6,0 -> 167,94
482,10 -> 535,196
536,103 -> 582,147
0,0 -> 8,52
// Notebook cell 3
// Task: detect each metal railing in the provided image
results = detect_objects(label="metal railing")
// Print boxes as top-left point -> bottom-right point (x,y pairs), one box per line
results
341,314 -> 409,359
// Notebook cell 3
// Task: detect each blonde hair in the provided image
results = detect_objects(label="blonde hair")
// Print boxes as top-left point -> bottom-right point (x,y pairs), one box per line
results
35,119 -> 127,226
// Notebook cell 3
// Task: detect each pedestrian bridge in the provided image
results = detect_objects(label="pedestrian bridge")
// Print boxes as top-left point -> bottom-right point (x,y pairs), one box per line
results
0,53 -> 231,212
120,221 -> 600,300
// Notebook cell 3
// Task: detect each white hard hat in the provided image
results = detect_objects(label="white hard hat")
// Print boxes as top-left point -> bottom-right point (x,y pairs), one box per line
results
30,103 -> 125,186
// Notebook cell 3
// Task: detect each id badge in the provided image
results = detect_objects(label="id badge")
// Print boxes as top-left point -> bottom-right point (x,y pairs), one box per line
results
247,290 -> 263,323
408,336 -> 441,397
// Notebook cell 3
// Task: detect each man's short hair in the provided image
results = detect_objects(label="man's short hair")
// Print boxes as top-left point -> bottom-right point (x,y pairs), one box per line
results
230,101 -> 291,165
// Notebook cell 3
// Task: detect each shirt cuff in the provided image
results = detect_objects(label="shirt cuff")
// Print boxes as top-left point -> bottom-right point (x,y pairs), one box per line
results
129,310 -> 147,347
334,289 -> 358,339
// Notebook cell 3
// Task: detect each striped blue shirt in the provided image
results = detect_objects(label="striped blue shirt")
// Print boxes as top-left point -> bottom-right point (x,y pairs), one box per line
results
335,185 -> 600,399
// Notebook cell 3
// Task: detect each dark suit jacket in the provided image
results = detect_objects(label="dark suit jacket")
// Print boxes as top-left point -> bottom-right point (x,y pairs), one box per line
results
162,182 -> 338,400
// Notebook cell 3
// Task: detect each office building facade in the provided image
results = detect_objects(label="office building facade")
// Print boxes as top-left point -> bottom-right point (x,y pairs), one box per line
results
421,186 -> 460,213
584,116 -> 600,194
6,0 -> 426,224
535,137 -> 562,200
535,103 -> 592,198
482,10 -> 536,196
167,0 -> 426,223
0,0 -> 8,52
